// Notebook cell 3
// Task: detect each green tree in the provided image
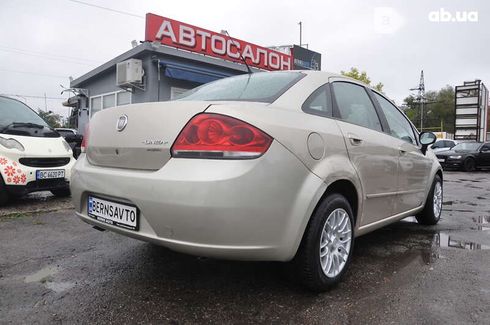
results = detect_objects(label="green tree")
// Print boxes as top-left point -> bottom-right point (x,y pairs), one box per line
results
341,67 -> 384,92
37,110 -> 63,128
403,85 -> 455,132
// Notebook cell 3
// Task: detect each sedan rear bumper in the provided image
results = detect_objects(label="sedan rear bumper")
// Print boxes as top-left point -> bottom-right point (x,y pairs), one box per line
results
70,141 -> 325,261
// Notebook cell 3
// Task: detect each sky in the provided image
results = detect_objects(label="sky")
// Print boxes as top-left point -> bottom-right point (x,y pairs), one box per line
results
0,0 -> 488,118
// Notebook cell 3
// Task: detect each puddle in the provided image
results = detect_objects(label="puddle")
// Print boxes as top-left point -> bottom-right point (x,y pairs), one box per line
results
400,216 -> 490,250
24,266 -> 59,283
437,232 -> 490,250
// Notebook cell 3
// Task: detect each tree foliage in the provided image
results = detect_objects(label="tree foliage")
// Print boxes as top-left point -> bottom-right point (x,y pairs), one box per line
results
341,67 -> 384,92
403,85 -> 455,132
37,110 -> 63,128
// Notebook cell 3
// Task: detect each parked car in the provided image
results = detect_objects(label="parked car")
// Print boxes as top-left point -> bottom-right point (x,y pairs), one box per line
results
71,71 -> 442,291
55,128 -> 83,159
436,142 -> 490,171
431,139 -> 458,152
0,96 -> 75,204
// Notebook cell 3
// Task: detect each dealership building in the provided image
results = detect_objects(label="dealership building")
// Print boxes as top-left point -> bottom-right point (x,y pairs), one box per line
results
66,13 -> 321,133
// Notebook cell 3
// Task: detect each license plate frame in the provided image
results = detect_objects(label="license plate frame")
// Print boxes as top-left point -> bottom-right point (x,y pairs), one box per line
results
36,169 -> 65,180
87,195 -> 139,231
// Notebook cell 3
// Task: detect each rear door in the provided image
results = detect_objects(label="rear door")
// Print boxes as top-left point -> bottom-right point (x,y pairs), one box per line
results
371,91 -> 432,214
330,80 -> 399,226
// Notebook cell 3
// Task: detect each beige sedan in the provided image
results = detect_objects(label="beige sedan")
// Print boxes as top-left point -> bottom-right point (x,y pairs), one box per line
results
71,71 -> 442,291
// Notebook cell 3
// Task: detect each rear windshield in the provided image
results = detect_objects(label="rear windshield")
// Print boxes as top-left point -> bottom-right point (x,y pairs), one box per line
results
176,72 -> 305,103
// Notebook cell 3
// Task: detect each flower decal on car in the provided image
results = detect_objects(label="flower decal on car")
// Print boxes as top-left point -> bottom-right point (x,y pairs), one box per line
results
4,166 -> 16,177
0,157 -> 27,185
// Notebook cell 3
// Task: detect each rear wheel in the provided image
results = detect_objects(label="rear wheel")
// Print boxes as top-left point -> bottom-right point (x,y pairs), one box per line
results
462,158 -> 476,172
294,193 -> 354,292
0,185 -> 9,206
50,188 -> 71,197
416,175 -> 442,225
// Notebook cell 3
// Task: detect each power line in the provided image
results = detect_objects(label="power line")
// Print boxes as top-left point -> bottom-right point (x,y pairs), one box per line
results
66,0 -> 144,19
0,68 -> 69,79
1,93 -> 66,100
0,45 -> 100,64
0,47 -> 97,66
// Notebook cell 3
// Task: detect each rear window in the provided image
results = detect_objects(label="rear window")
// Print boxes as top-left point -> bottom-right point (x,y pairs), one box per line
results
176,72 -> 305,103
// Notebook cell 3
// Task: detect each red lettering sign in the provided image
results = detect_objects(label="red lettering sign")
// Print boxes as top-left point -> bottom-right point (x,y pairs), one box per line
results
145,13 -> 291,71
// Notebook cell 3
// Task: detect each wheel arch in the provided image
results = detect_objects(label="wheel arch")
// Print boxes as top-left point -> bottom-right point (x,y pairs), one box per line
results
291,177 -> 360,261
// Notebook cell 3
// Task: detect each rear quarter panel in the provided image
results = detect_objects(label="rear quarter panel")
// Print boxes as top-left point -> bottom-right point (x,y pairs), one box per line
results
206,103 -> 363,235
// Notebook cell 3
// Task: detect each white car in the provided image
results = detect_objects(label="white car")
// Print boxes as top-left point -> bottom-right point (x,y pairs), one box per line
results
0,96 -> 76,204
431,139 -> 458,153
71,71 -> 442,291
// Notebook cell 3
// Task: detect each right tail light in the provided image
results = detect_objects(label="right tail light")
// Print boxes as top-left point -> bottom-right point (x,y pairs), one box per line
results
81,124 -> 89,153
171,113 -> 273,159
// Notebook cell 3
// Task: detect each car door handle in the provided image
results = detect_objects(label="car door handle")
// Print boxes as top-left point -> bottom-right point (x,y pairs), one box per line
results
347,134 -> 363,146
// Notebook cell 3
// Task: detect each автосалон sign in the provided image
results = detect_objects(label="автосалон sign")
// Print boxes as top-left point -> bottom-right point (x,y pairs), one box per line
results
145,13 -> 292,71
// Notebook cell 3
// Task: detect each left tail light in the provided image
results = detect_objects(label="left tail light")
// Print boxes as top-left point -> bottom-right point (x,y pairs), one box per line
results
81,124 -> 89,153
171,113 -> 273,159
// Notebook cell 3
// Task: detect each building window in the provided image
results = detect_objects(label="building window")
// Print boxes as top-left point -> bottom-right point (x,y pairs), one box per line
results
90,91 -> 131,117
170,87 -> 190,100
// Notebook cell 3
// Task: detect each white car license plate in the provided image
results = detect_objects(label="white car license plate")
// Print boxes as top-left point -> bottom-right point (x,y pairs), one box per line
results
36,169 -> 65,180
88,196 -> 138,230
438,158 -> 445,163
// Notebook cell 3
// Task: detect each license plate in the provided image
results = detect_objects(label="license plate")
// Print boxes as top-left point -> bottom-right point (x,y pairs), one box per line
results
438,158 -> 445,163
87,196 -> 139,231
36,169 -> 65,180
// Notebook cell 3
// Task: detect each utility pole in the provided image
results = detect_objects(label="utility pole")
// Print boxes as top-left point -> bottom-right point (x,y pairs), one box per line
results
44,92 -> 48,112
298,21 -> 302,47
410,70 -> 425,130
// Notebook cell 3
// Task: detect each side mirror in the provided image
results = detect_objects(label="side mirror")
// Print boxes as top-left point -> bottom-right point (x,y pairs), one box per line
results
419,132 -> 437,155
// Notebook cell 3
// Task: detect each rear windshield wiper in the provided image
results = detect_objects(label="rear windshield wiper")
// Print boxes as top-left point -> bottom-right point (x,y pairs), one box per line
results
0,122 -> 47,133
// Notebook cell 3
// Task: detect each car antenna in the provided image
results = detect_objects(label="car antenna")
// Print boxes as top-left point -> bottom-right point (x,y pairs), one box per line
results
223,30 -> 253,74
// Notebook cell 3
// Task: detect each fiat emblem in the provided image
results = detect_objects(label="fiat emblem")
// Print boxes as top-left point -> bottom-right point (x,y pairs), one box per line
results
116,114 -> 128,132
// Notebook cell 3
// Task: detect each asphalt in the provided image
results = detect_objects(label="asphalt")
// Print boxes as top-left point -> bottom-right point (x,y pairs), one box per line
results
0,171 -> 489,324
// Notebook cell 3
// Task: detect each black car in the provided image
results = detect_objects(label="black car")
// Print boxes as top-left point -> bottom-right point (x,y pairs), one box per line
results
54,128 -> 83,159
436,142 -> 490,171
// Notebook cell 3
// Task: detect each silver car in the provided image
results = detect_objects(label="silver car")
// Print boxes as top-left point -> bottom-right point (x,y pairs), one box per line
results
71,71 -> 442,291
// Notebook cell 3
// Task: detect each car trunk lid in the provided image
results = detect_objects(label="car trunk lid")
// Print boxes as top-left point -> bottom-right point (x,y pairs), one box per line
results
86,101 -> 210,170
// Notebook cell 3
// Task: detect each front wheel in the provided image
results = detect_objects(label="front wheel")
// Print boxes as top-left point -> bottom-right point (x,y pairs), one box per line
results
416,174 -> 443,225
293,193 -> 354,292
462,158 -> 476,172
50,188 -> 71,197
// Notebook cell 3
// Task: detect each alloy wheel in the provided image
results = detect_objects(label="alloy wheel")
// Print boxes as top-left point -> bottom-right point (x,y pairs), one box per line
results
319,208 -> 352,278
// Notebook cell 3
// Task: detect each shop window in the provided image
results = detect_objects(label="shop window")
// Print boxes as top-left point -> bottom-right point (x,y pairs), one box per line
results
117,91 -> 131,106
90,91 -> 131,117
103,94 -> 115,109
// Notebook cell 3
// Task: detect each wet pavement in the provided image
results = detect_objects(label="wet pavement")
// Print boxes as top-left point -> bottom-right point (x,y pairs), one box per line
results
0,171 -> 489,324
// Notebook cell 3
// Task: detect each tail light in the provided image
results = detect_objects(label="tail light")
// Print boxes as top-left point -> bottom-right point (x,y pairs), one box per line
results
81,124 -> 89,153
171,113 -> 273,159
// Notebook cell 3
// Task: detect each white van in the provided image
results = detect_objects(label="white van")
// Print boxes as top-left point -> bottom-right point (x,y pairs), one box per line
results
0,96 -> 75,205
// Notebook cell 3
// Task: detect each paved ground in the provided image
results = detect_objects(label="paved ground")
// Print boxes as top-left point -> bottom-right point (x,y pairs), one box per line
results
0,171 -> 489,324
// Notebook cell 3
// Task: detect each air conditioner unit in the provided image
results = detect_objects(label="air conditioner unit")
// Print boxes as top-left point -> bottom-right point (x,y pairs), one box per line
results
116,59 -> 144,86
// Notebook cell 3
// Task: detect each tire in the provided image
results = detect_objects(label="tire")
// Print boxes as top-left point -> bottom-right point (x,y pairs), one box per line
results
0,179 -> 9,206
462,158 -> 476,172
416,174 -> 443,225
293,193 -> 355,292
50,188 -> 71,197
